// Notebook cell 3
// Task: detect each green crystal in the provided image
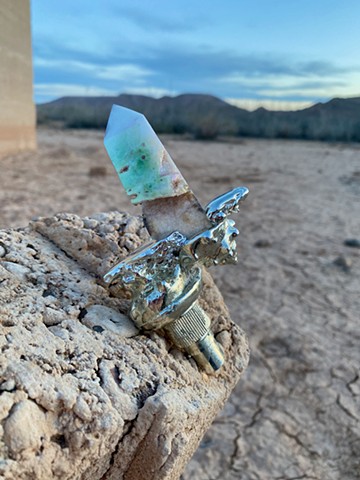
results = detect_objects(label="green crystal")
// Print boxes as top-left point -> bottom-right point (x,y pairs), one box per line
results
104,105 -> 189,204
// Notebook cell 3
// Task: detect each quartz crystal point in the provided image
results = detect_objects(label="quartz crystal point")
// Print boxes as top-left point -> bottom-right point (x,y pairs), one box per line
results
104,105 -> 189,204
104,105 -> 212,239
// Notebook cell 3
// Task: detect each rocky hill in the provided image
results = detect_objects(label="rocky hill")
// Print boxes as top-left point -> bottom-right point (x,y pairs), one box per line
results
37,94 -> 360,142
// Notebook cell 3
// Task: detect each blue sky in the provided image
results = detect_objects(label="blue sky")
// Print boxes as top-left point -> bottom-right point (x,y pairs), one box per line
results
31,0 -> 360,109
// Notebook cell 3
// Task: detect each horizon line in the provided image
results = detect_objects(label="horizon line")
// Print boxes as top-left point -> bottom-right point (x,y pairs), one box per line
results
35,91 -> 360,112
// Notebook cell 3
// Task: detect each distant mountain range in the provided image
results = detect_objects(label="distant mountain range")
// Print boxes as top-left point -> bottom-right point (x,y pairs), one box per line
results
37,94 -> 360,142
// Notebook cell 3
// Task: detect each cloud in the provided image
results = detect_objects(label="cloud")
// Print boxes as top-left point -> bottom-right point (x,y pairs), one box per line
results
114,6 -> 197,33
34,35 -> 354,82
33,36 -> 123,66
298,60 -> 347,76
218,75 -> 348,96
34,83 -> 118,103
34,83 -> 175,104
257,83 -> 360,99
121,87 -> 174,98
32,36 -> 360,104
141,47 -> 352,81
34,57 -> 153,88
226,98 -> 314,111
98,64 -> 153,81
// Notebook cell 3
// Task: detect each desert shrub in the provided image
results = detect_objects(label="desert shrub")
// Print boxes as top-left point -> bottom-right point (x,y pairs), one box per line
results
172,122 -> 187,134
36,95 -> 360,143
193,116 -> 219,140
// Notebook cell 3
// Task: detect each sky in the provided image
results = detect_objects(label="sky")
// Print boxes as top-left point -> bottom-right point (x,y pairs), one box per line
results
31,0 -> 360,109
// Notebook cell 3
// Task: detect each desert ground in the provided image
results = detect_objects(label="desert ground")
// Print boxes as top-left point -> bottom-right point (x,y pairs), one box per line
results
1,128 -> 359,479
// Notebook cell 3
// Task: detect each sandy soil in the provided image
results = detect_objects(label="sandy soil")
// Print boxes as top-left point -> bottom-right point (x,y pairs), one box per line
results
1,128 -> 359,479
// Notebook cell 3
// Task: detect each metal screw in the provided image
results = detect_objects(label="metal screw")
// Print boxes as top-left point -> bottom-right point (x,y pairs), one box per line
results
165,302 -> 224,373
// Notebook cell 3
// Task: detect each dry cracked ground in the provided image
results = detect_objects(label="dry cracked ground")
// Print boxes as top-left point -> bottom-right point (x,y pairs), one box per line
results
1,128 -> 360,479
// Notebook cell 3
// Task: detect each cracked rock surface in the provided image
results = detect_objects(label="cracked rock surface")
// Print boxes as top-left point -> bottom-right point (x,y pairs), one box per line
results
0,211 -> 249,480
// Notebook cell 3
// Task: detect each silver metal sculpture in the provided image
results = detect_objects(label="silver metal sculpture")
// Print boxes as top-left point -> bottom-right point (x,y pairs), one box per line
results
104,186 -> 249,374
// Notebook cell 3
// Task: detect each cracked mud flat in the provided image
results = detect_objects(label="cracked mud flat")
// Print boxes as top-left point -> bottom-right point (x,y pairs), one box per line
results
1,128 -> 360,479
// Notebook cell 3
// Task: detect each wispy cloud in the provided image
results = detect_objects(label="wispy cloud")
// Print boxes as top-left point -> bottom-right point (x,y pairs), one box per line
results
114,6 -> 198,33
137,47 -> 352,81
121,87 -> 174,98
219,75 -> 346,88
34,58 -> 152,81
226,98 -> 314,111
34,83 -> 118,101
97,64 -> 153,81
33,37 -> 360,104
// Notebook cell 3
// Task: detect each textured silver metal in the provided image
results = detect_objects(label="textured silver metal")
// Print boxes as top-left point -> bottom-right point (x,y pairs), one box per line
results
206,186 -> 249,224
165,302 -> 210,348
165,302 -> 224,374
104,187 -> 249,373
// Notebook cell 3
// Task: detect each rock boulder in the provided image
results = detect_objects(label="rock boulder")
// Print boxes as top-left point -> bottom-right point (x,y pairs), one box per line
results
0,212 -> 249,480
